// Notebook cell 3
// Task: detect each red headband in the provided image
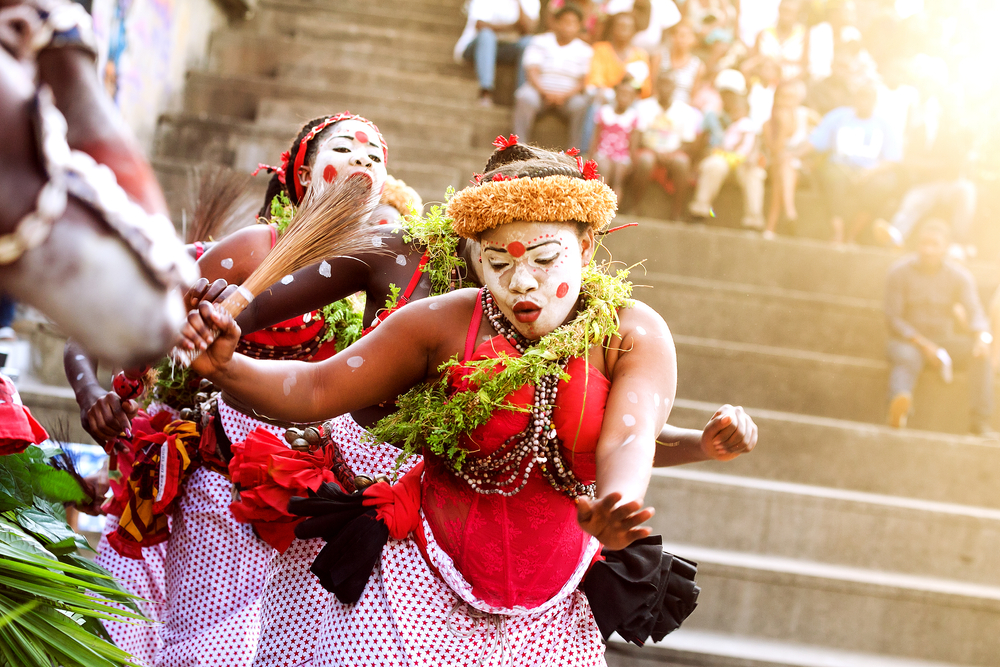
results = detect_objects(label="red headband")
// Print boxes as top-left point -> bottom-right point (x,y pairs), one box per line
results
253,112 -> 387,204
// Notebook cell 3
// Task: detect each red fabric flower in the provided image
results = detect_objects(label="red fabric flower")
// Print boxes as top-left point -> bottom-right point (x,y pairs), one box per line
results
362,460 -> 425,541
492,134 -> 519,149
582,160 -> 601,180
566,148 -> 581,157
491,173 -> 517,182
0,375 -> 47,456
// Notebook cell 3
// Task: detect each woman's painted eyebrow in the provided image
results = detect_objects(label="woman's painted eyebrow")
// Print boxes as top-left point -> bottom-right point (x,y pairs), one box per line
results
484,240 -> 560,254
330,134 -> 380,149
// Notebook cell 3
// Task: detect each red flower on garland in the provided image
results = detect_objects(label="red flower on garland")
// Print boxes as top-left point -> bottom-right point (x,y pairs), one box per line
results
493,134 -> 519,149
566,148 -> 581,157
472,173 -> 484,185
491,173 -> 517,182
582,160 -> 600,180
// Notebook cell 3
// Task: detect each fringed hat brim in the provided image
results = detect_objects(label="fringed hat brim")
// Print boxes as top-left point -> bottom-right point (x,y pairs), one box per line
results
447,175 -> 618,239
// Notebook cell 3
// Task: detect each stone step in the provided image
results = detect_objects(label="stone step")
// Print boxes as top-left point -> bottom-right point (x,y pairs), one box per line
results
155,114 -> 490,181
183,69 -> 510,126
606,630 -> 961,667
219,13 -> 466,76
256,0 -> 466,34
605,219 -> 1000,304
667,399 -> 1000,509
673,333 -> 997,434
634,271 -> 884,360
648,467 -> 1000,587
661,541 -> 1000,666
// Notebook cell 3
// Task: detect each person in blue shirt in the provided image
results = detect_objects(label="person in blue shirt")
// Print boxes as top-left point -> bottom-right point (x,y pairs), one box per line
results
805,81 -> 901,243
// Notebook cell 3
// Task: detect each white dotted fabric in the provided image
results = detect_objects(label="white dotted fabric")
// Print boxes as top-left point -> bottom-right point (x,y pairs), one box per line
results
303,419 -> 605,666
95,515 -> 169,667
155,466 -> 273,667
253,414 -> 421,667
217,397 -> 286,443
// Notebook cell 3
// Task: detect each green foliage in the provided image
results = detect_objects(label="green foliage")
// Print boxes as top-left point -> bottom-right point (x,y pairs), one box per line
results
0,447 -> 147,666
0,446 -> 89,512
369,263 -> 634,469
383,283 -> 401,312
396,188 -> 476,296
147,357 -> 200,412
269,191 -> 296,236
320,295 -> 365,351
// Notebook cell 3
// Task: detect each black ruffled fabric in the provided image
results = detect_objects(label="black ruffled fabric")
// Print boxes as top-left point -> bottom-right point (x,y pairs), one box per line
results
289,482 -> 389,604
581,535 -> 700,646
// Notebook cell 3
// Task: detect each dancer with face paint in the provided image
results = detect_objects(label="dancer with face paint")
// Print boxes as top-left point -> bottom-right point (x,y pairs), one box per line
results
182,142 -> 703,665
63,112 -> 388,666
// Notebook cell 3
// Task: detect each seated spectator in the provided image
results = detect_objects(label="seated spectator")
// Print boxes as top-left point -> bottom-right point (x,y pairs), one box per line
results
546,0 -> 602,42
874,97 -> 978,259
805,81 -> 901,243
748,57 -> 781,128
514,5 -> 595,148
691,69 -> 766,228
651,20 -> 706,106
630,0 -> 683,52
745,0 -> 807,83
763,79 -> 819,238
630,76 -> 703,217
590,76 -> 642,199
454,0 -> 540,107
884,220 -> 994,436
581,11 -> 652,152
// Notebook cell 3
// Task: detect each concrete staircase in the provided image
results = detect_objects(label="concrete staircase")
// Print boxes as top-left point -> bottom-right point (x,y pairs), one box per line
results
17,0 -> 1000,665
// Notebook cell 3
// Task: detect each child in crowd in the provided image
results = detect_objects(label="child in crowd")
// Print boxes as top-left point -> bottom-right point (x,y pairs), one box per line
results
591,76 -> 641,198
763,78 -> 818,238
690,72 -> 765,228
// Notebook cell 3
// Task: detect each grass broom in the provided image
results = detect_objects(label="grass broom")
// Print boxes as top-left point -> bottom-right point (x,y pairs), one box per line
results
185,165 -> 256,244
175,177 -> 381,366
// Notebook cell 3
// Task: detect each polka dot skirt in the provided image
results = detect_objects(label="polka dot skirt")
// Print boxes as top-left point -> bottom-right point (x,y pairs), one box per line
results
253,415 -> 422,667
304,419 -> 606,667
95,515 -> 169,667
156,466 -> 273,667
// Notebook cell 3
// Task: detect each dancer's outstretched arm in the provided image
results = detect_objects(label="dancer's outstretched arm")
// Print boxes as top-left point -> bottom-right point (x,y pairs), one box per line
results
654,405 -> 758,466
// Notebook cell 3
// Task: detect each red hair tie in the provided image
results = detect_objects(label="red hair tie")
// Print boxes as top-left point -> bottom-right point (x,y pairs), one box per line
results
251,150 -> 291,185
565,147 -> 581,157
582,159 -> 600,181
492,134 -> 519,149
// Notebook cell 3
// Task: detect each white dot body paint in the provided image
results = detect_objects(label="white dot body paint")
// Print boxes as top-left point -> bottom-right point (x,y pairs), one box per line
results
303,312 -> 312,323
627,391 -> 638,404
76,373 -> 84,381
281,274 -> 294,285
635,326 -> 647,336
283,374 -> 297,396
622,434 -> 636,446
220,258 -> 234,270
75,354 -> 86,361
319,260 -> 332,278
396,254 -> 407,266
372,237 -> 383,248
622,414 -> 636,427
347,356 -> 364,368
428,302 -> 441,310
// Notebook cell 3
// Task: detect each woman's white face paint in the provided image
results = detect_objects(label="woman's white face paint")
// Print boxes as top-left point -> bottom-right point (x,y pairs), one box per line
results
479,221 -> 593,340
307,119 -> 388,206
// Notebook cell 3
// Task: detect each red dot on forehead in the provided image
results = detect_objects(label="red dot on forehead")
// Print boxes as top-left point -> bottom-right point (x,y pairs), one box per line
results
508,241 -> 526,257
556,282 -> 570,298
355,130 -> 369,144
323,165 -> 338,183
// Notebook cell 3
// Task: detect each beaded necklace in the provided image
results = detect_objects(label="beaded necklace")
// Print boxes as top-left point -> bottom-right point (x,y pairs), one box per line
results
458,289 -> 593,498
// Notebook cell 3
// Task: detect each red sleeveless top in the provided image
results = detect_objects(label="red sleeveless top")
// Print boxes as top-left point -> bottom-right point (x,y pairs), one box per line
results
236,225 -> 338,361
422,293 -> 611,609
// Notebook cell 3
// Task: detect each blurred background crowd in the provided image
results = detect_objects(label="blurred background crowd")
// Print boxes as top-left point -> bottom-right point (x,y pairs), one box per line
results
456,0 -> 999,258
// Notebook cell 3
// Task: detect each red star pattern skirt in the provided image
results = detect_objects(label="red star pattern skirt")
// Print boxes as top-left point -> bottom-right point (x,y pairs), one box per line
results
253,414 -> 422,667
95,515 -> 169,666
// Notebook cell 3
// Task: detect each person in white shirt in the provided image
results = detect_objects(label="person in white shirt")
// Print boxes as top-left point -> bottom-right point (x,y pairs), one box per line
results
690,70 -> 766,228
630,75 -> 703,217
454,0 -> 540,107
513,6 -> 595,148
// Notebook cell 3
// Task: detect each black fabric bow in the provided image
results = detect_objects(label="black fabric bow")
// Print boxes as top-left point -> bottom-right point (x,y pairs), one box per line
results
289,482 -> 389,604
581,535 -> 700,646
